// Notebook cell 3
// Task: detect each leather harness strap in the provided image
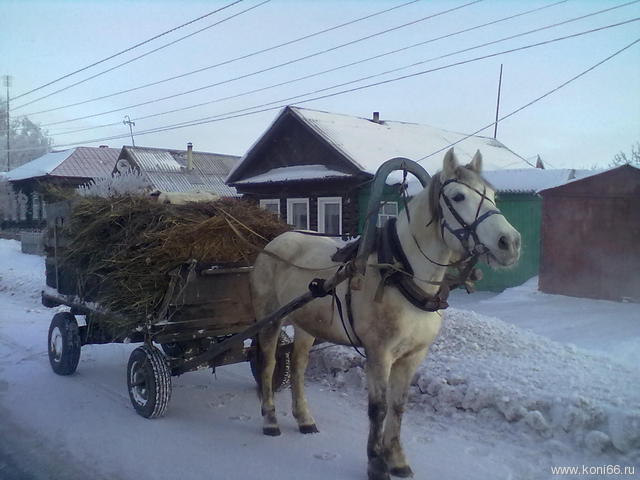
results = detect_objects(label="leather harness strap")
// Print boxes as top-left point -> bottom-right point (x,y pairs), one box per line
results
377,218 -> 450,312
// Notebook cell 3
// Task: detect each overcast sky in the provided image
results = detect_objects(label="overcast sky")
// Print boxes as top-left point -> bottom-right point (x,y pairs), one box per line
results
1,0 -> 639,169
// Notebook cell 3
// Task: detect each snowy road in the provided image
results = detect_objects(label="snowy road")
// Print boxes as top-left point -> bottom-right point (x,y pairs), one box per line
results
1,239 -> 638,480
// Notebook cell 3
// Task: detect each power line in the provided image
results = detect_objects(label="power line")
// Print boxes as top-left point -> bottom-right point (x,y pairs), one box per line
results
50,16 -> 640,143
38,0 -> 638,132
417,37 -> 640,162
50,0 -> 631,138
11,0 -> 268,111
48,0 -> 571,137
123,18 -> 640,137
9,0 -> 245,103
10,18 -> 633,152
23,0 -> 478,121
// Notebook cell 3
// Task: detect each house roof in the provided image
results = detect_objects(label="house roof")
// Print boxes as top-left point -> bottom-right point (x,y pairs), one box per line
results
5,146 -> 119,181
118,145 -> 240,196
404,168 -> 601,196
227,106 -> 531,185
482,168 -> 600,194
233,165 -> 351,185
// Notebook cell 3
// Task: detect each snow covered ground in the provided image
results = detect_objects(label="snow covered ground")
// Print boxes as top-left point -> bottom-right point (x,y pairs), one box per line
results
0,238 -> 638,480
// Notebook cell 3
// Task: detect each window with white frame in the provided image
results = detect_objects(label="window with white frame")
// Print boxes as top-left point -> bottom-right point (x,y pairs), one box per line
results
317,197 -> 342,235
377,201 -> 398,227
259,199 -> 280,216
286,198 -> 309,230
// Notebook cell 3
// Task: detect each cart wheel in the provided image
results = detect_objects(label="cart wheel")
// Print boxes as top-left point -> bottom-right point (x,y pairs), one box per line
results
250,331 -> 292,392
48,312 -> 81,375
127,345 -> 172,419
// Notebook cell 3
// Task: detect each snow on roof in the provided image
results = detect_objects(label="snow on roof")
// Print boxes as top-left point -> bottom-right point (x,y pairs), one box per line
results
124,146 -> 240,196
483,168 -> 601,193
5,149 -> 73,181
405,168 -> 602,195
291,107 -> 529,174
5,147 -> 119,181
234,165 -> 351,184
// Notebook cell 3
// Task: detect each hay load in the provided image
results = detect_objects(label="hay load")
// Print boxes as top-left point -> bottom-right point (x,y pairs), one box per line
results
60,195 -> 290,328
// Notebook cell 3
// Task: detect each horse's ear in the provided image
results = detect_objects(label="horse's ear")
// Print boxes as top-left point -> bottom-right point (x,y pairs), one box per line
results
442,148 -> 458,178
467,150 -> 483,173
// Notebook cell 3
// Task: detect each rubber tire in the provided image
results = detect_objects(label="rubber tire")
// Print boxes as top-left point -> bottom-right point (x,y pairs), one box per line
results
127,345 -> 172,419
47,312 -> 81,375
250,331 -> 292,392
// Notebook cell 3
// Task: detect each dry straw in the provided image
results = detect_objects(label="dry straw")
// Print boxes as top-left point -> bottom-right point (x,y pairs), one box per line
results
62,195 -> 290,332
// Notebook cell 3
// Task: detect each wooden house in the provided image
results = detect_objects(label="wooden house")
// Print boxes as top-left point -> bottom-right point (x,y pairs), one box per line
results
226,106 -> 529,236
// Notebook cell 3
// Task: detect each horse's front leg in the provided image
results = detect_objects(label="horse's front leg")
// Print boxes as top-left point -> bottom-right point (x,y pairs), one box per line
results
366,352 -> 393,480
383,345 -> 428,478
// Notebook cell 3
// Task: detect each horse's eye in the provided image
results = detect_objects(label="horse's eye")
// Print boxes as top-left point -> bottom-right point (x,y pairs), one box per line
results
452,193 -> 465,202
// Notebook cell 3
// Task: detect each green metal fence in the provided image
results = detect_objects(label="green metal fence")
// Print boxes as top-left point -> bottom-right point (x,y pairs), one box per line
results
475,194 -> 541,292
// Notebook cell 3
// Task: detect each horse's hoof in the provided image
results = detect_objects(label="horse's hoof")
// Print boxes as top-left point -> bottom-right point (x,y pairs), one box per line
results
263,426 -> 281,436
368,470 -> 390,480
368,459 -> 390,480
299,424 -> 319,434
390,466 -> 414,478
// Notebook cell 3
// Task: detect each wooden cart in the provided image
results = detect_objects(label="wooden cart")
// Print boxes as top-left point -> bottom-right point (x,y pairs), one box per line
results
42,201 -> 292,418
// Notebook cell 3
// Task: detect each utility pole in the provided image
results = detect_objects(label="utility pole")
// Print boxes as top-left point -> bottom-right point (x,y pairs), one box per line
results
123,115 -> 136,147
493,64 -> 503,140
3,75 -> 11,171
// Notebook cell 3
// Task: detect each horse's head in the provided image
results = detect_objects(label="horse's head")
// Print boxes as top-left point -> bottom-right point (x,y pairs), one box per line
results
428,148 -> 520,267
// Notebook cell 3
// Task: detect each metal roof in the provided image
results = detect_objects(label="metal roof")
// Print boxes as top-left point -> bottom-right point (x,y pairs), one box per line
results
5,146 -> 119,181
121,146 -> 240,196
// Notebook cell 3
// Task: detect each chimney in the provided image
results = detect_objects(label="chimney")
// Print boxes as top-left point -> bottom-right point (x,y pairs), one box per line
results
187,142 -> 193,171
372,111 -> 380,123
99,145 -> 108,148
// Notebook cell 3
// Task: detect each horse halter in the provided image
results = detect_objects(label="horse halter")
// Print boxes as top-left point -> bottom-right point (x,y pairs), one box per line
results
437,178 -> 502,258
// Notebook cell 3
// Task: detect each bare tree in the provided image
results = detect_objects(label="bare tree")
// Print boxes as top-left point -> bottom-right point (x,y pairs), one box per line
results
1,105 -> 53,172
610,142 -> 640,168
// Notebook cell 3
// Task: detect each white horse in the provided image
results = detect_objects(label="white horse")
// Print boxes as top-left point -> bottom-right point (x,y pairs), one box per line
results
250,149 -> 521,480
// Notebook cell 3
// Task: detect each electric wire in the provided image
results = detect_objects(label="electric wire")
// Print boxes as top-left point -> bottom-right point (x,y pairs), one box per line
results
49,0 -> 572,137
417,37 -> 640,162
39,0 -> 638,132
16,0 -> 423,116
13,18 -> 634,152
25,0 -> 481,122
11,0 -> 269,111
8,0 -> 244,103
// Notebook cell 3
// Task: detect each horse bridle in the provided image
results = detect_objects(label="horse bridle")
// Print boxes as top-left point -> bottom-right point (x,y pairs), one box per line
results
437,178 -> 503,258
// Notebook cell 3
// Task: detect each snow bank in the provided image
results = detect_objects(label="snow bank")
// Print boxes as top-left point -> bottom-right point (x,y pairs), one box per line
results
308,308 -> 640,458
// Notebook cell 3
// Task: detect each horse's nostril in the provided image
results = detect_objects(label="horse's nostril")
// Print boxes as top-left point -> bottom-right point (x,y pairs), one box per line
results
498,236 -> 509,250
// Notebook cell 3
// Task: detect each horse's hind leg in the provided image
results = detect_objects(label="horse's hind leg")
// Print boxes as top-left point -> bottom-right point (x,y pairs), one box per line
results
290,326 -> 318,433
257,319 -> 284,436
383,346 -> 428,478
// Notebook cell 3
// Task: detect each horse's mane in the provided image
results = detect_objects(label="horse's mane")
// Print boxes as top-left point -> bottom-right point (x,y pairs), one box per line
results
426,166 -> 494,223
